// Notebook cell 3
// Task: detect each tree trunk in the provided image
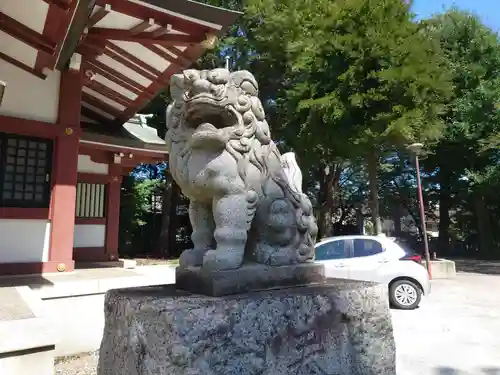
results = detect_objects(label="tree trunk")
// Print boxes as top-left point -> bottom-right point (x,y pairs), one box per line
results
367,149 -> 382,234
356,208 -> 365,234
157,178 -> 173,257
438,172 -> 451,256
474,194 -> 494,258
393,205 -> 402,236
317,164 -> 341,239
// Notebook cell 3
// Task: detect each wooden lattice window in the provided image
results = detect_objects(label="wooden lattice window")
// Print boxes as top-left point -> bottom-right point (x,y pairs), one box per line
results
0,134 -> 53,208
76,182 -> 106,218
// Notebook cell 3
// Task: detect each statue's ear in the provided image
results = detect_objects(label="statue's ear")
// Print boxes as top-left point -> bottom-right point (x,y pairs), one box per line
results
170,74 -> 185,101
230,70 -> 258,96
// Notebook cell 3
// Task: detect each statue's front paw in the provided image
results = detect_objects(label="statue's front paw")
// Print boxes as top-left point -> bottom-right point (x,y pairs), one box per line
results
179,248 -> 206,268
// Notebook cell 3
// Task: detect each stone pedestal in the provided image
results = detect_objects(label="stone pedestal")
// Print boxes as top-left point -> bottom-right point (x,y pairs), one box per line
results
97,280 -> 396,375
176,262 -> 325,296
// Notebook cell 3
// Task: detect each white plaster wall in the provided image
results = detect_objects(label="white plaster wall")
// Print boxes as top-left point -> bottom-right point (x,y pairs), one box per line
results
0,60 -> 60,123
0,219 -> 50,262
73,224 -> 106,248
77,155 -> 109,175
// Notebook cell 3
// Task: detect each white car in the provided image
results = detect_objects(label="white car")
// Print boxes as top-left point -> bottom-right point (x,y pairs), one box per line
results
314,235 -> 431,310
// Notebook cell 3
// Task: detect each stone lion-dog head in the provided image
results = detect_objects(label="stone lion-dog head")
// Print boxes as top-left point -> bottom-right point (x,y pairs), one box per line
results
166,68 -> 273,158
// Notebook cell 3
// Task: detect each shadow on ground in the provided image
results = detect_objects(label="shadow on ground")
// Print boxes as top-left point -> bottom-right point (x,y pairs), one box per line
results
436,367 -> 500,374
452,259 -> 500,275
0,274 -> 53,287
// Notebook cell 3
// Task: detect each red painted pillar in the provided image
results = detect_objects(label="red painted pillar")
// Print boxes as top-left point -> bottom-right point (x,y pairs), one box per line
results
48,67 -> 82,272
105,163 -> 122,261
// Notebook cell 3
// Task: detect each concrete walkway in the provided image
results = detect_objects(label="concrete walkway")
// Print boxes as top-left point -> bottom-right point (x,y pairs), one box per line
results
0,265 -> 177,357
0,287 -> 33,321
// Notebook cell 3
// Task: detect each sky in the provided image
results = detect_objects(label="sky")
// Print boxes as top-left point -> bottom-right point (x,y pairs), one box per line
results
411,0 -> 500,33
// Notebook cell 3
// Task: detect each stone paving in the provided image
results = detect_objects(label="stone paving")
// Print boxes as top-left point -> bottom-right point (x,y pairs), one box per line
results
51,265 -> 500,375
0,287 -> 33,321
393,272 -> 500,375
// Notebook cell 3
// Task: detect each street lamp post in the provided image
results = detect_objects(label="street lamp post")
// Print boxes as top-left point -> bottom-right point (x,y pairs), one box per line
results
407,143 -> 432,279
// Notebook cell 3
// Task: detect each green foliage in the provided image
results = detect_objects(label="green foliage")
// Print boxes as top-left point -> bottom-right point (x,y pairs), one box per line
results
119,177 -> 165,256
234,0 -> 452,235
135,1 -> 500,256
140,92 -> 168,139
420,9 -> 500,255
423,9 -> 500,174
276,0 -> 451,157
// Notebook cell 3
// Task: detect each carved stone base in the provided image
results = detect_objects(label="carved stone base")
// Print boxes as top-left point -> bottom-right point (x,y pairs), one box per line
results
97,281 -> 396,375
175,262 -> 325,296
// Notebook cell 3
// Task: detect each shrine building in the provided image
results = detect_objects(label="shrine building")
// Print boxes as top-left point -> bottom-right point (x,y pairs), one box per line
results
0,0 -> 240,276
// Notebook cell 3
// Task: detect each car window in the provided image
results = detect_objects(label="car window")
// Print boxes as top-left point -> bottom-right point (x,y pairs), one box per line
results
353,239 -> 384,258
393,239 -> 419,256
315,240 -> 349,261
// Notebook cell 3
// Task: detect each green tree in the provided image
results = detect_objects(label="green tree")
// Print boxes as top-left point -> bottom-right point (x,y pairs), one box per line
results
119,177 -> 165,256
191,0 -> 452,237
146,0 -> 455,240
421,9 -> 500,256
244,0 -> 452,234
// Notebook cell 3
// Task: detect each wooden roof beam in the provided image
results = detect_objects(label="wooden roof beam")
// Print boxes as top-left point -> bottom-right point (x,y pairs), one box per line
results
143,44 -> 191,67
42,0 -> 72,11
116,45 -> 202,123
86,80 -> 133,108
144,45 -> 198,72
87,28 -> 204,47
87,4 -> 111,29
0,51 -> 46,79
102,46 -> 159,82
94,0 -> 212,36
82,91 -> 123,119
144,45 -> 179,66
81,38 -> 161,82
82,60 -> 149,97
81,106 -> 115,126
106,42 -> 163,78
151,25 -> 171,38
160,46 -> 192,66
35,0 -> 81,74
0,13 -> 57,54
78,42 -> 155,98
130,18 -> 155,35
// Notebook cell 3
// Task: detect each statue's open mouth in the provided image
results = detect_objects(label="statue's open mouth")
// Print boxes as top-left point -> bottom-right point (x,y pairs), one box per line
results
183,98 -> 238,149
185,98 -> 237,130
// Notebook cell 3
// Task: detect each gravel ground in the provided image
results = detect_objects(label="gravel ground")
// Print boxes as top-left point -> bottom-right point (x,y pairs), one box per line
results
54,272 -> 500,375
124,257 -> 179,266
54,351 -> 98,375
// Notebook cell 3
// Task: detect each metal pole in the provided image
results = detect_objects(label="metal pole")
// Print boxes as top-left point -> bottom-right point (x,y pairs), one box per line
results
414,154 -> 432,278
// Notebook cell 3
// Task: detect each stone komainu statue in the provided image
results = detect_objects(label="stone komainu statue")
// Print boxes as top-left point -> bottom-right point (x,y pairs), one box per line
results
165,69 -> 318,271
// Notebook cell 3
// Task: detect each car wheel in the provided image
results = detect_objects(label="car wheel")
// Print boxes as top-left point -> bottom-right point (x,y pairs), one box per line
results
389,279 -> 422,310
